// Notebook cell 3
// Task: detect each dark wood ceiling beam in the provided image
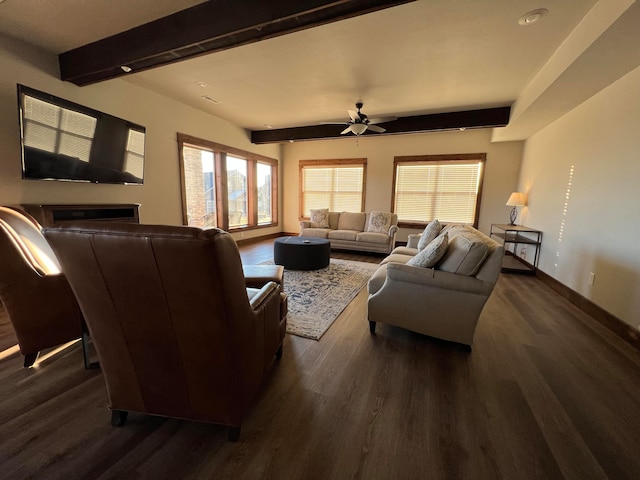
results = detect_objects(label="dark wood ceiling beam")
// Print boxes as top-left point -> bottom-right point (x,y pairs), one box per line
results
59,0 -> 415,86
250,106 -> 512,143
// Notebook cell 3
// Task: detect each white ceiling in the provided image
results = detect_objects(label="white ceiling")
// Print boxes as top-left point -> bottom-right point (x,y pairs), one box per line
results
1,0 -> 639,141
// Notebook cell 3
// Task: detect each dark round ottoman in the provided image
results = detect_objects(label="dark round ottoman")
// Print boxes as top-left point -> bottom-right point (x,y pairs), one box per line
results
274,236 -> 331,270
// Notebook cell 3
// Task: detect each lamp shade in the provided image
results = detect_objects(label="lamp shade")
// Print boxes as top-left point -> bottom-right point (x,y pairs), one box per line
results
506,192 -> 527,206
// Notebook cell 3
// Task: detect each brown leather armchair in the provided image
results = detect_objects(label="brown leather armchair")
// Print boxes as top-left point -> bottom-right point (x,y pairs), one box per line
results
44,222 -> 286,441
0,206 -> 83,367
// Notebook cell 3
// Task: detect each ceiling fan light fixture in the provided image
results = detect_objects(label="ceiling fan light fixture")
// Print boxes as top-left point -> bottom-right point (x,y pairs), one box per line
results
350,123 -> 368,135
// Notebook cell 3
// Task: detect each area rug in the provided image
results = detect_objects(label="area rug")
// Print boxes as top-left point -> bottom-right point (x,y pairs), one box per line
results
266,259 -> 378,340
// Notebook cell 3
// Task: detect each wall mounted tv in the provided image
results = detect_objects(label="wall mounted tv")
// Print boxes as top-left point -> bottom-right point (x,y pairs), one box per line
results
17,84 -> 145,185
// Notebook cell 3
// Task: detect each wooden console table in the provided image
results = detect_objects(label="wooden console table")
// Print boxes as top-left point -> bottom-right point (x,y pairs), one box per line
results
21,204 -> 140,227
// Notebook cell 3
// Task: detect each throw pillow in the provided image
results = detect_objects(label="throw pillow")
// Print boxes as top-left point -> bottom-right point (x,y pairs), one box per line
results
309,208 -> 329,228
417,219 -> 441,250
437,233 -> 490,276
407,232 -> 449,268
367,211 -> 393,233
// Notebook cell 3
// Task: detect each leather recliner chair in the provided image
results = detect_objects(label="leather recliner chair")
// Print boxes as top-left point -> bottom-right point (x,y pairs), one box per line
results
0,206 -> 83,367
44,222 -> 286,441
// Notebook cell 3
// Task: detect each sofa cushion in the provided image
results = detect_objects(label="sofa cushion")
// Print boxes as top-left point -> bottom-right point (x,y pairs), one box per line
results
309,208 -> 329,228
417,219 -> 441,250
338,212 -> 366,231
328,230 -> 358,241
300,228 -> 330,239
390,246 -> 419,256
408,232 -> 449,268
356,231 -> 390,245
437,231 -> 489,276
380,253 -> 415,265
328,212 -> 341,230
367,211 -> 393,233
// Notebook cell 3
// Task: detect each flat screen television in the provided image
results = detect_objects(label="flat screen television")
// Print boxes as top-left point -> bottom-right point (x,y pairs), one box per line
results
17,84 -> 145,185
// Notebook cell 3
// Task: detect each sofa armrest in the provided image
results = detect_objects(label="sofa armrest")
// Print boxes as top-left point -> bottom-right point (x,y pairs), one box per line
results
300,221 -> 311,229
384,262 -> 494,296
388,225 -> 399,237
407,234 -> 421,249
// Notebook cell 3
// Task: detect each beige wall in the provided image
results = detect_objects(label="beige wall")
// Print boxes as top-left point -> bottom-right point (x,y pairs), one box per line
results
518,65 -> 640,328
0,34 -> 282,242
282,129 -> 523,240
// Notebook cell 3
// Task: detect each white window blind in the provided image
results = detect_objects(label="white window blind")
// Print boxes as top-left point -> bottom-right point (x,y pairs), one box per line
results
394,159 -> 484,225
301,163 -> 365,216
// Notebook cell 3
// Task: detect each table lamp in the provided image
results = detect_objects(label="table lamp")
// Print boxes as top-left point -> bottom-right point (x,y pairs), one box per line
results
506,192 -> 527,225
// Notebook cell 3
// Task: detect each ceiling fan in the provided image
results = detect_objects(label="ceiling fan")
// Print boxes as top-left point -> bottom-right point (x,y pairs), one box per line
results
340,102 -> 396,136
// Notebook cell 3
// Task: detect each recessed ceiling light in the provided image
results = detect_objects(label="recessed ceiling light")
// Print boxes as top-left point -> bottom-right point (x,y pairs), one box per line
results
120,65 -> 132,73
518,8 -> 548,26
263,124 -> 274,129
202,95 -> 221,104
195,81 -> 209,88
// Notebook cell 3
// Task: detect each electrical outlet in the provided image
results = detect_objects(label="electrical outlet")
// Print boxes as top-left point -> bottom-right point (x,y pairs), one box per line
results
588,272 -> 596,285
519,246 -> 527,258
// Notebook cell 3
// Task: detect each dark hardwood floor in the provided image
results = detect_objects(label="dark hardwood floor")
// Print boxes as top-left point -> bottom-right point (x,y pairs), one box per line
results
1,238 -> 639,479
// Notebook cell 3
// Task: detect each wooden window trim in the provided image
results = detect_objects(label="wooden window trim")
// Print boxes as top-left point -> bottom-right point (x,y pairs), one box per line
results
392,153 -> 486,229
177,133 -> 278,231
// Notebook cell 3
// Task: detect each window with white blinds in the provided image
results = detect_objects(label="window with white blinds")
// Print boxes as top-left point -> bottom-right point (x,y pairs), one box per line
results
393,154 -> 485,226
300,159 -> 366,217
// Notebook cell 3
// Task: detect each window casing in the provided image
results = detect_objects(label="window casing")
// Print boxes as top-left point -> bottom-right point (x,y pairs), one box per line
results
178,133 -> 278,231
392,154 -> 486,228
299,158 -> 366,218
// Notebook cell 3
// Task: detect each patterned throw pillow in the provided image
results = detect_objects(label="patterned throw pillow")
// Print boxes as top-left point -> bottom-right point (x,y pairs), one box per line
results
309,208 -> 330,228
367,211 -> 393,233
407,232 -> 449,268
417,219 -> 441,250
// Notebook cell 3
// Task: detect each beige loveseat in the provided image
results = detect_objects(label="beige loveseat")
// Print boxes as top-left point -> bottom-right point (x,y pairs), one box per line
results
367,223 -> 503,348
300,211 -> 398,254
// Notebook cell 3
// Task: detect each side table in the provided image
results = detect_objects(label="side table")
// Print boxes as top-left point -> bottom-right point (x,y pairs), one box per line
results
490,224 -> 542,274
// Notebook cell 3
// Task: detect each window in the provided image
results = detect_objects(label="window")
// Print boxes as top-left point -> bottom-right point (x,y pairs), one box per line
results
393,154 -> 485,227
299,159 -> 366,217
178,133 -> 278,231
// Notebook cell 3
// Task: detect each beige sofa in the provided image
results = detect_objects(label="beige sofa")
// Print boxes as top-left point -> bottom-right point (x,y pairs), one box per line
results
367,224 -> 503,348
300,211 -> 398,254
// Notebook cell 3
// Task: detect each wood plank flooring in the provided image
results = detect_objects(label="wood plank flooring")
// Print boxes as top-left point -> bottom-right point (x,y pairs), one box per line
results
1,238 -> 639,479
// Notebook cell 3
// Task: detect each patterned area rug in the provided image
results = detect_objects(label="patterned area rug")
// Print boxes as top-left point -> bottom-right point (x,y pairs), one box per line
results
270,258 -> 378,340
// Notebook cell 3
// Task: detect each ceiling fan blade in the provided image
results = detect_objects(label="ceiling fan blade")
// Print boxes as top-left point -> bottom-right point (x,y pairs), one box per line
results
341,125 -> 353,135
348,110 -> 360,122
367,124 -> 386,133
368,116 -> 397,124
